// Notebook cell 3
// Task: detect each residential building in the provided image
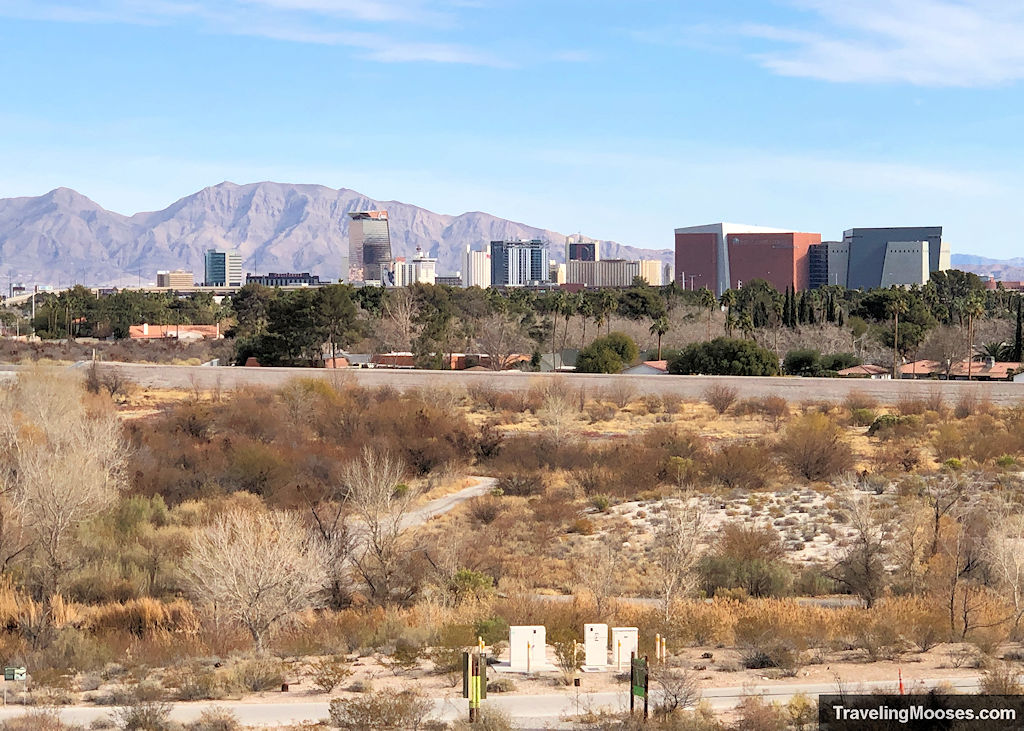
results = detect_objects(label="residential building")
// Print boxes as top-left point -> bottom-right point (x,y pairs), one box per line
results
623,360 -> 669,375
203,250 -> 243,287
674,223 -> 820,295
901,357 -> 1021,381
836,364 -> 891,379
386,247 -> 437,286
346,210 -> 392,284
245,272 -> 323,287
490,239 -> 550,286
156,270 -> 194,288
462,245 -> 492,288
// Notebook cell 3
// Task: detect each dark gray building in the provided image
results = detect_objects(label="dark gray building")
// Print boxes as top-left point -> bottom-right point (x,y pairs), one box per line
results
490,239 -> 550,286
843,227 -> 946,290
245,272 -> 323,287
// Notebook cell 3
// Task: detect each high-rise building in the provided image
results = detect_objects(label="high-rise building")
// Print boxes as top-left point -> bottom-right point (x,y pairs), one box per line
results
566,235 -> 599,263
156,270 -> 194,288
203,250 -> 243,287
674,223 -> 820,295
490,239 -> 550,287
462,245 -> 492,288
386,247 -> 437,287
841,227 -> 948,289
566,259 -> 664,288
346,211 -> 392,284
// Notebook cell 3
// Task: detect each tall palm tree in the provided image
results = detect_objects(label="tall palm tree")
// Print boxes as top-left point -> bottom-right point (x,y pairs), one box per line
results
965,294 -> 985,380
738,312 -> 755,341
697,287 -> 716,340
649,316 -> 670,360
578,293 -> 594,349
888,294 -> 909,379
719,289 -> 737,336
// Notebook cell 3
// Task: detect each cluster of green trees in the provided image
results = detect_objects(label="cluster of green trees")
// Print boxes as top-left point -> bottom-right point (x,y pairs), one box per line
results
21,286 -> 224,339
9,268 -> 1024,374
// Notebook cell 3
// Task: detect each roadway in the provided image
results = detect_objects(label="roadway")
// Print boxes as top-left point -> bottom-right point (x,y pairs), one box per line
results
68,361 -> 1024,405
0,676 -> 981,729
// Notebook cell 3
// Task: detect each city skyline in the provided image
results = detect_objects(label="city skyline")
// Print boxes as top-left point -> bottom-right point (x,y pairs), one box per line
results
1,2 -> 1023,259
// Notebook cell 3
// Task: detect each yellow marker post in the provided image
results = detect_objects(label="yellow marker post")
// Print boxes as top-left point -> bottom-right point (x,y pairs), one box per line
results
655,633 -> 661,664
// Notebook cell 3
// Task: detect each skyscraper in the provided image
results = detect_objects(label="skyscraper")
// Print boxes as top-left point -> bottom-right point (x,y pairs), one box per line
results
346,211 -> 392,284
566,235 -> 599,263
462,244 -> 491,288
203,250 -> 243,287
490,239 -> 550,287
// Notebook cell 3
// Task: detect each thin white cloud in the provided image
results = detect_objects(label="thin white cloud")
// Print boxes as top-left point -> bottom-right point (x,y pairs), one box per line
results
0,0 -> 501,65
744,0 -> 1024,86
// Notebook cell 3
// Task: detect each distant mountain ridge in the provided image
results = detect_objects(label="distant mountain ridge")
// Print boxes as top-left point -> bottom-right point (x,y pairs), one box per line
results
0,182 -> 672,287
951,254 -> 1024,282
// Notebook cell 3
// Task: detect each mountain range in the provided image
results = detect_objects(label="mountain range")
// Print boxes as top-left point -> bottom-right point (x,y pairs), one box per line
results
0,182 -> 672,287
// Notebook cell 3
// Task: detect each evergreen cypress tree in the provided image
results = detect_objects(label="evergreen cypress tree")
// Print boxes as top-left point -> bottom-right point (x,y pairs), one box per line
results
1014,297 -> 1023,362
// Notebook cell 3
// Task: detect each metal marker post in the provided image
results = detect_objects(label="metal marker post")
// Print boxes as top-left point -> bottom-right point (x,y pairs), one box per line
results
629,651 -> 635,716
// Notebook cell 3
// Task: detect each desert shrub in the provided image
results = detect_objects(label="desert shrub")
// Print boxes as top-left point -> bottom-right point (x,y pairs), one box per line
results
186,707 -> 241,731
553,639 -> 584,684
895,395 -> 928,416
486,677 -> 517,693
227,657 -> 285,692
590,495 -> 611,512
840,610 -> 905,661
173,668 -> 225,701
777,413 -> 853,481
704,444 -> 773,490
702,385 -> 738,415
932,422 -> 967,462
605,381 -> 637,410
0,709 -> 79,731
980,665 -> 1024,694
699,524 -> 791,598
660,394 -> 684,414
652,664 -> 701,715
666,601 -> 739,647
733,396 -> 789,425
328,688 -> 433,730
495,472 -> 546,497
844,391 -> 879,412
849,408 -> 877,427
733,695 -> 788,731
877,439 -> 921,473
467,496 -> 504,525
585,402 -> 619,423
109,698 -> 174,731
383,639 -> 425,675
307,655 -> 352,693
867,414 -> 920,439
449,707 -> 516,731
669,338 -> 779,376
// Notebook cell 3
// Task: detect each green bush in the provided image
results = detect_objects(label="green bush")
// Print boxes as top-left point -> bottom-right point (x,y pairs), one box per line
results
576,333 -> 639,374
669,338 -> 779,376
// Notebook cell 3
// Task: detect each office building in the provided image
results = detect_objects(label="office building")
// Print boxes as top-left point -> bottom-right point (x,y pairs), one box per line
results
674,223 -> 820,295
346,211 -> 392,284
566,235 -> 599,263
245,272 -> 323,287
156,270 -> 194,288
490,239 -> 550,286
436,274 -> 463,287
841,227 -> 949,289
203,250 -> 243,287
462,245 -> 492,288
386,247 -> 437,287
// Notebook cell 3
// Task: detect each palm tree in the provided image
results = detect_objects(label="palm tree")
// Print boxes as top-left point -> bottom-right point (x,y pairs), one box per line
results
719,289 -> 737,336
738,312 -> 755,341
977,341 -> 1010,361
598,290 -> 618,336
965,294 -> 985,380
649,316 -> 670,360
888,293 -> 909,379
697,287 -> 716,340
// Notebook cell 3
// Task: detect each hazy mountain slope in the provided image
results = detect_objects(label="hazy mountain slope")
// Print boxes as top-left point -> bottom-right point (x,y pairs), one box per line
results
0,181 -> 672,287
951,254 -> 1024,282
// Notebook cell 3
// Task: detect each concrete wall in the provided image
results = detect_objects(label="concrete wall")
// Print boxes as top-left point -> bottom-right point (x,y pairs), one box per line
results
880,241 -> 929,287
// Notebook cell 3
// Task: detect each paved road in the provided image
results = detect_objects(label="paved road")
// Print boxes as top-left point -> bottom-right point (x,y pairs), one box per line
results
3,361 -> 1023,405
68,362 -> 1024,406
0,675 -> 981,729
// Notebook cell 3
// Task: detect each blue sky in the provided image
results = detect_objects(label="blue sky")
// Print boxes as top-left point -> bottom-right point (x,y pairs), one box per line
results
1,0 -> 1023,257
